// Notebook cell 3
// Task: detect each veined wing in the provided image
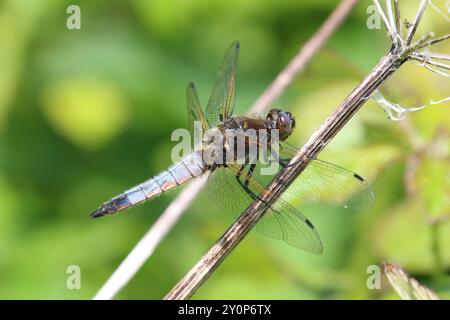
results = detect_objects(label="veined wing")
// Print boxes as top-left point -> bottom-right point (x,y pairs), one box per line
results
205,41 -> 239,127
226,130 -> 374,209
207,163 -> 323,254
187,82 -> 209,133
205,125 -> 373,253
278,141 -> 374,208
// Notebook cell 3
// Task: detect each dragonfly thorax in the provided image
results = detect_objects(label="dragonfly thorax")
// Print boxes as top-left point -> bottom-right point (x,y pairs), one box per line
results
199,111 -> 293,169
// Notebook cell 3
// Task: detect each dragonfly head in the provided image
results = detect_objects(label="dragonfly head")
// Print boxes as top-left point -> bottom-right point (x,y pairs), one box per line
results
266,108 -> 296,140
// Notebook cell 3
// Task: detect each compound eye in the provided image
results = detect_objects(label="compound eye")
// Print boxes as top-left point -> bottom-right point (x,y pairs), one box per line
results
277,112 -> 293,139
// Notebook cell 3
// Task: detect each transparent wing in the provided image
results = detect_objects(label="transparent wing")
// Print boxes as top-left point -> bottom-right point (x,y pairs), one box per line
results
222,132 -> 374,208
207,165 -> 251,221
186,82 -> 209,133
256,192 -> 323,254
278,141 -> 374,208
205,134 -> 372,253
206,164 -> 323,254
204,41 -> 239,127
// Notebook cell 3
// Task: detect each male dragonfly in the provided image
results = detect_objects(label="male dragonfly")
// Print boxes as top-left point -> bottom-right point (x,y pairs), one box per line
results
90,41 -> 372,254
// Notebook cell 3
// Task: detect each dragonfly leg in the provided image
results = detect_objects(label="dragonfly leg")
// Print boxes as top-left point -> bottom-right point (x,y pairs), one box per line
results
234,149 -> 252,186
244,163 -> 256,189
235,163 -> 258,200
267,146 -> 289,168
279,158 -> 289,168
236,163 -> 246,179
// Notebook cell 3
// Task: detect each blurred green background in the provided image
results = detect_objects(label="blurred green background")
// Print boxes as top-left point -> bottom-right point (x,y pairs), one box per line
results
0,0 -> 448,299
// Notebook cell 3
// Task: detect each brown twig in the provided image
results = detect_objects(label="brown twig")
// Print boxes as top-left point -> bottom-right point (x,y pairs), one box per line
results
405,0 -> 427,45
411,55 -> 450,71
92,0 -> 359,300
393,0 -> 403,41
373,1 -> 397,44
165,0 -> 450,300
425,34 -> 450,47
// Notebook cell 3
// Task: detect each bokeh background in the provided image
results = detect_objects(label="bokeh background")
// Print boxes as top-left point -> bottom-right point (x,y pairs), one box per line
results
0,0 -> 449,299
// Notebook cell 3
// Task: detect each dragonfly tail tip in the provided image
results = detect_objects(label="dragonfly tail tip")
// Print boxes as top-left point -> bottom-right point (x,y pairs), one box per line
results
90,206 -> 107,218
90,195 -> 129,218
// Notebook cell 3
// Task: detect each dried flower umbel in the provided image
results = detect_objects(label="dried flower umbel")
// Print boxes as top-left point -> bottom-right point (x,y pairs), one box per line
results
372,0 -> 450,119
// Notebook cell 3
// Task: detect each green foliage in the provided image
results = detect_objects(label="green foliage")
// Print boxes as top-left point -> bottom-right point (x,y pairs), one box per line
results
0,0 -> 448,299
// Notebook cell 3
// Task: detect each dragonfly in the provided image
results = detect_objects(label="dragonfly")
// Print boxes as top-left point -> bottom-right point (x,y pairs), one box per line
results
90,41 -> 373,254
